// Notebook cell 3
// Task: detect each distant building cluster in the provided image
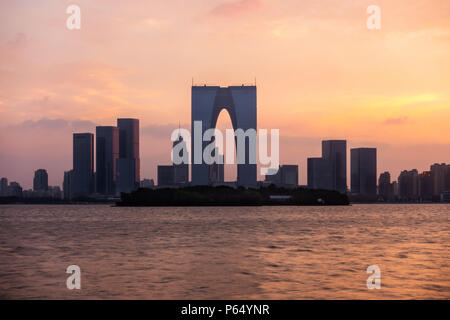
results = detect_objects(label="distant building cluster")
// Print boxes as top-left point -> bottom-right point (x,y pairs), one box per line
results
0,170 -> 62,199
63,118 -> 141,199
263,165 -> 299,188
379,163 -> 450,202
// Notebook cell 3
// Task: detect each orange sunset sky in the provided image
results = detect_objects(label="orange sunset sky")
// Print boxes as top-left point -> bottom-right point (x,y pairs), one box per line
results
0,0 -> 449,188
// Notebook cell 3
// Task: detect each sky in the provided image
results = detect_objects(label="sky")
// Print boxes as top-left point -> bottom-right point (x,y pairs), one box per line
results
0,0 -> 449,188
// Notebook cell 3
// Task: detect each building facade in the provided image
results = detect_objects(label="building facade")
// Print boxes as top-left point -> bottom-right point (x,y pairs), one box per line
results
398,169 -> 420,201
307,140 -> 347,193
96,126 -> 119,195
351,148 -> 377,196
33,169 -> 49,192
116,119 -> 140,194
191,85 -> 257,187
72,133 -> 94,198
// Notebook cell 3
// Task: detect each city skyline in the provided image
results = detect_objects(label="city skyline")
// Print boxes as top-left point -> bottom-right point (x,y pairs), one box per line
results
1,106 -> 450,190
1,113 -> 449,200
1,1 -> 450,188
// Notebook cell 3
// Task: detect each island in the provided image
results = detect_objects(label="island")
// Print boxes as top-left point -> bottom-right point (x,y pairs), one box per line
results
116,185 -> 349,206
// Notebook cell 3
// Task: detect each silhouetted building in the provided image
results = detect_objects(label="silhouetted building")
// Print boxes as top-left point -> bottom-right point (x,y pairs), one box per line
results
307,158 -> 330,189
265,167 -> 282,185
265,165 -> 298,188
0,177 -> 8,196
140,179 -> 155,188
392,181 -> 399,197
49,186 -> 62,199
173,135 -> 189,185
378,172 -> 394,201
8,181 -> 22,197
430,163 -> 450,198
209,162 -> 224,184
63,170 -> 73,199
307,140 -> 347,192
96,126 -> 119,195
280,165 -> 298,188
72,133 -> 94,198
398,169 -> 419,201
117,119 -> 140,193
323,140 -> 347,193
158,165 -> 174,186
33,169 -> 48,192
191,85 -> 257,187
351,148 -> 377,196
419,171 -> 433,201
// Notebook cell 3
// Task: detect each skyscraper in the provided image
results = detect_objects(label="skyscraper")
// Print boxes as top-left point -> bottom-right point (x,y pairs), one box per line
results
157,165 -> 175,186
0,177 -> 8,196
398,169 -> 419,201
378,171 -> 393,201
307,140 -> 347,193
322,140 -> 347,193
191,85 -> 257,187
33,169 -> 48,192
72,133 -> 94,198
419,171 -> 433,201
116,119 -> 140,193
307,158 -> 331,190
280,165 -> 299,188
173,134 -> 189,185
350,148 -> 377,196
430,163 -> 450,198
63,170 -> 73,200
96,126 -> 119,195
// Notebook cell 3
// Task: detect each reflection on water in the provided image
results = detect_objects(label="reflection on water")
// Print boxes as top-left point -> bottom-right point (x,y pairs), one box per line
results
0,204 -> 449,299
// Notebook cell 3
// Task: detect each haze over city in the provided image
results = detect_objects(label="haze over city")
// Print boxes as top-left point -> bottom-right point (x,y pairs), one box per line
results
1,0 -> 449,188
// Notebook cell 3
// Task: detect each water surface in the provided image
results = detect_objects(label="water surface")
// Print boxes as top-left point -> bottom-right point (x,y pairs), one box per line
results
0,204 -> 448,299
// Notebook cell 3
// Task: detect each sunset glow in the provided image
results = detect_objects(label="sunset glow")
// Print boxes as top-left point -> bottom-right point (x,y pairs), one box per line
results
1,0 -> 449,187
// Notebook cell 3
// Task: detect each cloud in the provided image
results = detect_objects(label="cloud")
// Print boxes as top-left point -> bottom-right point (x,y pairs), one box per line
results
208,0 -> 262,17
383,117 -> 409,125
7,118 -> 97,131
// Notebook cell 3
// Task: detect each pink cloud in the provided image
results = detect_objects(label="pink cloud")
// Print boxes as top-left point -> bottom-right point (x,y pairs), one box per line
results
209,0 -> 262,17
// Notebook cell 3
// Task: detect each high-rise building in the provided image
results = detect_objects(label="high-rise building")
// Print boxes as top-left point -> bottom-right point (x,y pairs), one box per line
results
96,126 -> 119,195
280,165 -> 298,188
378,171 -> 393,201
307,140 -> 347,193
419,171 -> 433,201
116,119 -> 140,193
157,165 -> 175,187
430,163 -> 450,198
173,135 -> 189,185
8,181 -> 23,197
398,169 -> 419,201
209,160 -> 224,185
351,148 -> 377,196
0,177 -> 8,196
265,165 -> 298,188
191,85 -> 257,188
63,170 -> 73,200
322,140 -> 347,193
33,169 -> 48,192
265,166 -> 282,185
307,158 -> 331,190
72,133 -> 94,198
